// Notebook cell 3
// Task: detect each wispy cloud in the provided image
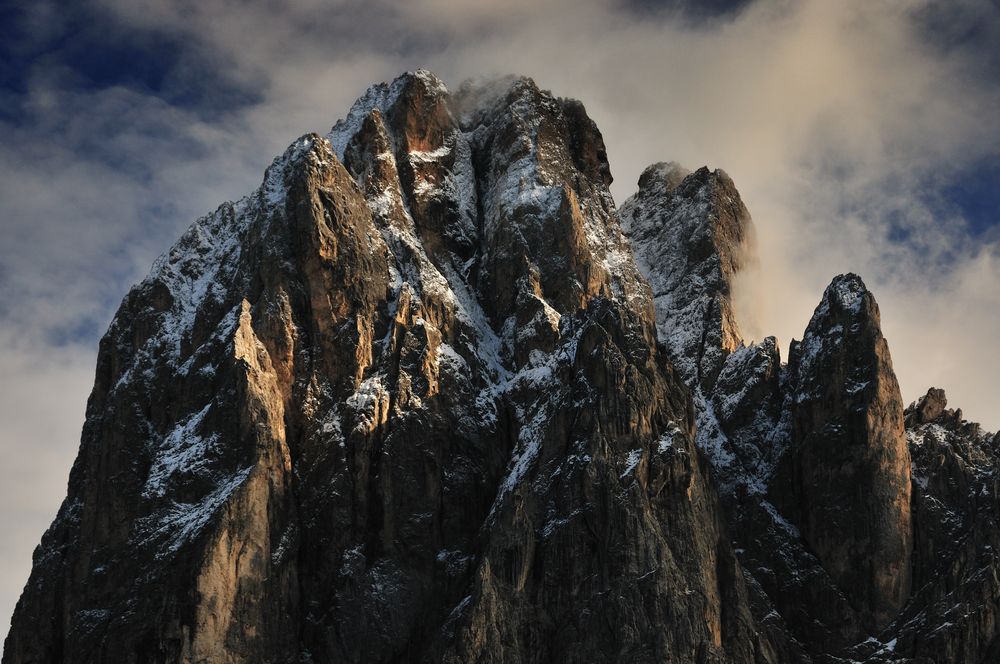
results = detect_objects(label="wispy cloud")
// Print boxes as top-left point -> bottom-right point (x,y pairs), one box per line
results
2,0 -> 998,635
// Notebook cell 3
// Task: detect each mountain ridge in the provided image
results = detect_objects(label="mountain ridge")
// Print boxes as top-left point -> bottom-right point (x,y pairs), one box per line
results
4,69 -> 998,664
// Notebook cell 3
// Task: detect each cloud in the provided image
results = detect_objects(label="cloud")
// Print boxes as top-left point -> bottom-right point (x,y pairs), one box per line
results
0,331 -> 93,632
2,0 -> 999,634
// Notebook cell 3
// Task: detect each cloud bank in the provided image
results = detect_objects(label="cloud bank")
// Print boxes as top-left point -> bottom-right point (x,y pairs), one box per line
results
2,0 -> 999,634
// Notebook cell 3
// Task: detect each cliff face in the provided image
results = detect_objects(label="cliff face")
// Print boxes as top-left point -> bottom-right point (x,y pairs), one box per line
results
3,71 -> 766,664
4,70 -> 998,664
780,275 -> 912,632
619,162 -> 752,393
616,161 -> 915,660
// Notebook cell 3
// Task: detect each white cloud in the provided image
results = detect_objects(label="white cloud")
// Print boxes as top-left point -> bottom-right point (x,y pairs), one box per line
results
0,332 -> 93,633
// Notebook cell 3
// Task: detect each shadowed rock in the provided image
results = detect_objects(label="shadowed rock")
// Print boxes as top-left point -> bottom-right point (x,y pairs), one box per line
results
3,71 -> 772,664
776,274 -> 912,632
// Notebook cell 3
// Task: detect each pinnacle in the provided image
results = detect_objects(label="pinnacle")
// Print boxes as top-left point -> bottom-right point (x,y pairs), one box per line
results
818,272 -> 871,318
396,68 -> 449,96
637,161 -> 691,193
910,387 -> 948,424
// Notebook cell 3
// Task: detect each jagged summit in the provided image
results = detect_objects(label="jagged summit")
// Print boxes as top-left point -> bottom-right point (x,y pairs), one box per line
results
620,161 -> 754,391
328,69 -> 448,157
5,71 -> 999,664
808,272 -> 870,321
903,386 -> 990,436
782,271 -> 913,631
907,386 -> 949,425
3,70 -> 755,663
636,160 -> 691,193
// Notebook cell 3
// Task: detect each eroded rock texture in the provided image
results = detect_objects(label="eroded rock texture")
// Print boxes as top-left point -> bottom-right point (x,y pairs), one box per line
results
5,71 -> 767,664
617,150 -> 995,663
619,162 -> 753,392
4,70 -> 998,664
780,275 -> 913,632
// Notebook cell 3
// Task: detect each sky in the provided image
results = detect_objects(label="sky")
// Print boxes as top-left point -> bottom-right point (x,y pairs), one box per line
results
2,0 -> 999,636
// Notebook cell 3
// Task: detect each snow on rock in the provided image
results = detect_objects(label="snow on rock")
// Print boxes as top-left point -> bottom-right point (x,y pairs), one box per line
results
142,403 -> 217,500
619,163 -> 753,391
328,74 -> 410,160
19,68 -> 998,664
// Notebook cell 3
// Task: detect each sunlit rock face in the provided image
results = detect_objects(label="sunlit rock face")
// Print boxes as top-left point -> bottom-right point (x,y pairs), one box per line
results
4,70 -> 998,664
779,274 -> 913,631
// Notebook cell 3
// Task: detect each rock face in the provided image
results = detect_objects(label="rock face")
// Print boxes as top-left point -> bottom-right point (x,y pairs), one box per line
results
4,71 -> 766,664
616,156 -> 997,663
4,70 -> 998,664
615,165 -> 915,658
779,275 -> 913,631
620,162 -> 753,392
877,389 -> 1000,663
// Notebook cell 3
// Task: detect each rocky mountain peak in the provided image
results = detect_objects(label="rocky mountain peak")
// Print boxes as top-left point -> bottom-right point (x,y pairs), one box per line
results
620,162 -> 754,391
779,272 -> 912,632
904,386 -> 954,426
6,70 -> 999,664
3,71 -> 765,664
814,272 -> 870,320
330,69 -> 448,156
636,160 -> 691,193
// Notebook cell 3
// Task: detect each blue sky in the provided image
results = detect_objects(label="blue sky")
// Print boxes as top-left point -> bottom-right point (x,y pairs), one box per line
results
1,0 -> 999,638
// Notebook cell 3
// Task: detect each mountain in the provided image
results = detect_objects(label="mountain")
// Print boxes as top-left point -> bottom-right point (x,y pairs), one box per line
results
4,70 -> 998,663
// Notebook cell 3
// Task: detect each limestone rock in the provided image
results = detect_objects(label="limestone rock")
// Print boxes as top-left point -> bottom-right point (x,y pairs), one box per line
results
5,70 -> 998,664
619,163 -> 754,392
837,391 -> 1000,663
778,274 -> 912,632
904,387 -> 949,427
3,71 -> 767,664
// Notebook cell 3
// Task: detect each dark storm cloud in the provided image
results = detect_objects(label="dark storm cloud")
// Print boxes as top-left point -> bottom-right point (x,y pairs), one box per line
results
0,1 -> 262,123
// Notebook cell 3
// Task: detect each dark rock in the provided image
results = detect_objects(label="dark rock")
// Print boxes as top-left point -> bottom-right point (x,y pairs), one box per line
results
905,387 -> 948,426
637,160 -> 690,193
776,274 -> 912,632
3,71 -> 768,664
838,394 -> 1000,664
